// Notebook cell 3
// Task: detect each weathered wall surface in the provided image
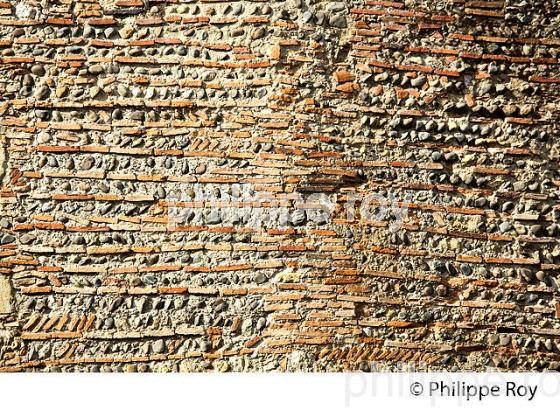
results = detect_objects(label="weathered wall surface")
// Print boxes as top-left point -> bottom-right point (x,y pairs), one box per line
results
0,0 -> 560,372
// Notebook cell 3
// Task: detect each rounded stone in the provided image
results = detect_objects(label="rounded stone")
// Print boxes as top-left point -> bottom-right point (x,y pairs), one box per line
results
88,64 -> 104,75
195,163 -> 206,174
435,284 -> 447,297
152,340 -> 165,354
34,85 -> 50,100
291,209 -> 306,226
30,64 -> 45,76
329,15 -> 347,28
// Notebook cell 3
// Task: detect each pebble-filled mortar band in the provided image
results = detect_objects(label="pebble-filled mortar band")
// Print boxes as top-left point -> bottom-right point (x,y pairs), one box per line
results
0,0 -> 560,372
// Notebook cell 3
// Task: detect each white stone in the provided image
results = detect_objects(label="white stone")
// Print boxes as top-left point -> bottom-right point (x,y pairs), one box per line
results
0,275 -> 12,314
15,3 -> 32,19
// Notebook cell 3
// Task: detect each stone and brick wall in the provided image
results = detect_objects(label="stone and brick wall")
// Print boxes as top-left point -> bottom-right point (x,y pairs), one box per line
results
0,0 -> 560,372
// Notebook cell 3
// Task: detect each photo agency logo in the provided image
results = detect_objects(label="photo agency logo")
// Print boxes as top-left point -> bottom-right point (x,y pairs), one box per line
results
165,183 -> 412,232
